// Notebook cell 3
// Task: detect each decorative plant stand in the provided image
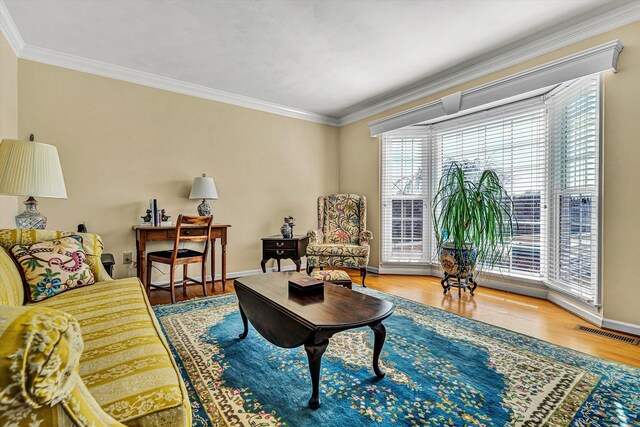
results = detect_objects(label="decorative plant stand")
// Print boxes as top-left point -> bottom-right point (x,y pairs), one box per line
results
441,273 -> 478,296
438,243 -> 478,297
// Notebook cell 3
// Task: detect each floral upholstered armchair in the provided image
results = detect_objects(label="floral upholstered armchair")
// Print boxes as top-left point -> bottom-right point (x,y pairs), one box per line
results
306,194 -> 373,285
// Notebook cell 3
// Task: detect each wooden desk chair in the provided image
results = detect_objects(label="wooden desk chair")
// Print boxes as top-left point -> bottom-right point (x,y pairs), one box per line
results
146,214 -> 213,303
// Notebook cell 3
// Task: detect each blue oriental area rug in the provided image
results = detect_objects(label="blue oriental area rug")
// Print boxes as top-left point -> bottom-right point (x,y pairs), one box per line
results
153,287 -> 640,426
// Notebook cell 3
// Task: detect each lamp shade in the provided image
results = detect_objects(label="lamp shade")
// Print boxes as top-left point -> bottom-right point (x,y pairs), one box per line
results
189,174 -> 218,200
0,139 -> 67,199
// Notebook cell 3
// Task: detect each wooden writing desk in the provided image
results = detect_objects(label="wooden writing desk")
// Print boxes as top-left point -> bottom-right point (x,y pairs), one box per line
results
133,224 -> 231,291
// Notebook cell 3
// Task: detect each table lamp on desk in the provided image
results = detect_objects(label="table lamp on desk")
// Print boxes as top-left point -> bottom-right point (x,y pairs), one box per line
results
189,173 -> 218,218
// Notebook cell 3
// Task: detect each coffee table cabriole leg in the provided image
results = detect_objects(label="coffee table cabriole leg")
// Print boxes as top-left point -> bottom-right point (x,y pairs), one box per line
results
304,339 -> 329,409
370,322 -> 387,378
238,304 -> 249,339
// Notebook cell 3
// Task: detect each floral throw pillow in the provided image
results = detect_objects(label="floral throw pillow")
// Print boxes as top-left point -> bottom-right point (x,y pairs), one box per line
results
10,235 -> 96,302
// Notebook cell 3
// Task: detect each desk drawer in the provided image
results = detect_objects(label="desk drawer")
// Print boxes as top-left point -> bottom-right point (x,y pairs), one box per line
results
263,248 -> 297,258
264,240 -> 298,250
166,228 -> 207,239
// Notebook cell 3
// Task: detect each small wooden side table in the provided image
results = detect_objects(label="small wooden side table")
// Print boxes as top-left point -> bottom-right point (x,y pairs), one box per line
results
261,235 -> 309,273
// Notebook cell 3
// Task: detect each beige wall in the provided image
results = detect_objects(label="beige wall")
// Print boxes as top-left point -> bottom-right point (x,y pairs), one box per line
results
17,60 -> 340,281
339,20 -> 640,326
11,21 -> 640,325
0,32 -> 18,227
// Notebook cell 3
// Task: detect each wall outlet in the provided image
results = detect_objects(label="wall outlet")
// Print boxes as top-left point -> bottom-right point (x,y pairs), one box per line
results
123,252 -> 133,264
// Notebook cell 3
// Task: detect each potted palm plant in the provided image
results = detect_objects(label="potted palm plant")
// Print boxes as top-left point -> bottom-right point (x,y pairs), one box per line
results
432,162 -> 513,296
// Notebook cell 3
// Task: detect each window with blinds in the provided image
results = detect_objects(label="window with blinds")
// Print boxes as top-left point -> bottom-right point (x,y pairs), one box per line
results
381,130 -> 430,263
380,73 -> 601,305
546,75 -> 601,304
431,100 -> 547,278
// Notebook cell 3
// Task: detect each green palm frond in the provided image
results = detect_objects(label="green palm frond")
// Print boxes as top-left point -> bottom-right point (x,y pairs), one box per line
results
433,162 -> 514,273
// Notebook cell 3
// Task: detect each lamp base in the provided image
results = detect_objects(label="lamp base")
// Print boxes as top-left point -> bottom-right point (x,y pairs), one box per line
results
16,197 -> 47,229
197,199 -> 212,217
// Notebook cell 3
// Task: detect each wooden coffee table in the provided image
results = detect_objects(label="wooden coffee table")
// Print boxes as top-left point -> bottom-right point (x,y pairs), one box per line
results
234,272 -> 395,409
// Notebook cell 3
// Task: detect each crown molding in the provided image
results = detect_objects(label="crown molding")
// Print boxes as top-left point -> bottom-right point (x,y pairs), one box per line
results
0,0 -> 24,55
368,40 -> 622,136
3,0 -> 638,128
338,2 -> 640,126
18,45 -> 339,126
0,0 -> 338,125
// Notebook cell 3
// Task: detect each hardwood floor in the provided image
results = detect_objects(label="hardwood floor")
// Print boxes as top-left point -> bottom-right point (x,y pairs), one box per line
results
148,270 -> 640,368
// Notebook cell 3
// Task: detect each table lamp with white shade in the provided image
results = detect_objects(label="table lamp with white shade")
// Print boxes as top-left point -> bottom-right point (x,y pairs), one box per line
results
189,173 -> 218,217
0,135 -> 67,229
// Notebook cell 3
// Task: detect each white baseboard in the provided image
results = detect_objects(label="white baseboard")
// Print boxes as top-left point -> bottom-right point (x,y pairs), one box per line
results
480,280 -> 548,300
216,263 -> 306,281
530,289 -> 640,338
547,292 -> 603,327
150,262 -> 640,337
151,263 -> 306,287
601,318 -> 640,336
377,264 -> 440,275
374,264 -> 548,298
370,263 -> 640,336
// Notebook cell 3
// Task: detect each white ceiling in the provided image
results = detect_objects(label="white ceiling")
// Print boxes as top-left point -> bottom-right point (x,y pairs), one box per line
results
1,0 -> 630,121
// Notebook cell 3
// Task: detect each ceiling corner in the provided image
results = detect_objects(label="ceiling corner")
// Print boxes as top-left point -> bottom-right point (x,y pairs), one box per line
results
0,0 -> 24,55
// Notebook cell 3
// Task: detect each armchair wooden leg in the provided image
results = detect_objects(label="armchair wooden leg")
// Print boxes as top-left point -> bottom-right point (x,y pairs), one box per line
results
360,268 -> 367,287
306,266 -> 315,275
202,261 -> 208,296
170,266 -> 176,304
146,260 -> 152,298
183,264 -> 188,298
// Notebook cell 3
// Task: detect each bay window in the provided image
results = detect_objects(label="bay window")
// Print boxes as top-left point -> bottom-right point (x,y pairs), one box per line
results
381,74 -> 601,305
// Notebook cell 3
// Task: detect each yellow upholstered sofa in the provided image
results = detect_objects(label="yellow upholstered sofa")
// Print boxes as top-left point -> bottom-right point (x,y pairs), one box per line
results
0,230 -> 191,426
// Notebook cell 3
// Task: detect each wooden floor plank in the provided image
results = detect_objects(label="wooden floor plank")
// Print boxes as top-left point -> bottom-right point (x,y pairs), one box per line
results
148,271 -> 640,368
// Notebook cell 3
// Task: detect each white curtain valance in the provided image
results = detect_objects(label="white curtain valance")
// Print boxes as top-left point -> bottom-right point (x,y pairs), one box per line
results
368,39 -> 622,136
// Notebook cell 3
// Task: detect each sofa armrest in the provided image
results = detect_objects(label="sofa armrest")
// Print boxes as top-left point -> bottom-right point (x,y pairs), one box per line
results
97,261 -> 113,282
359,230 -> 373,245
100,253 -> 115,279
307,229 -> 323,245
0,305 -> 124,426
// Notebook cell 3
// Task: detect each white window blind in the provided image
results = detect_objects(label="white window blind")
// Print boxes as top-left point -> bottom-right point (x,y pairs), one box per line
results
546,75 -> 601,304
381,130 -> 430,263
431,100 -> 547,278
380,73 -> 601,305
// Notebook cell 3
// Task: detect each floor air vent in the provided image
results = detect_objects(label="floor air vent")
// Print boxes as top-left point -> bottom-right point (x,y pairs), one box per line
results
574,325 -> 640,345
